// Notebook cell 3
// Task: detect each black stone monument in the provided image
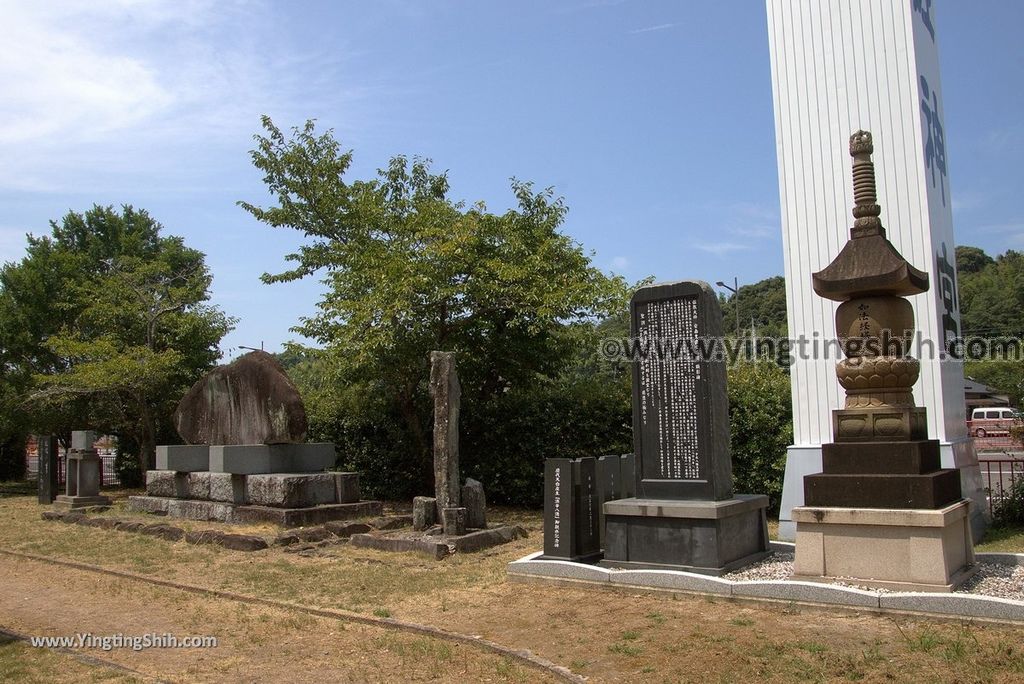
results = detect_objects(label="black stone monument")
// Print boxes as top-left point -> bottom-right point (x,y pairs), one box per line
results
599,280 -> 770,575
37,435 -> 59,505
541,457 -> 601,562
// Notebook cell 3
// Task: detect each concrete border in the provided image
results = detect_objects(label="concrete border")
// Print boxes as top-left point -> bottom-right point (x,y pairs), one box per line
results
506,548 -> 1024,623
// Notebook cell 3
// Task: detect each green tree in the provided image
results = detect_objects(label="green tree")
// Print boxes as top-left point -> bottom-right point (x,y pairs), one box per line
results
243,117 -> 629,494
719,276 -> 789,339
0,206 -> 234,471
955,245 -> 995,276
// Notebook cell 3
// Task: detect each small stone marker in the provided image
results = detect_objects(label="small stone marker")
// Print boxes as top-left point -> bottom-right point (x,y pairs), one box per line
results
442,507 -> 467,536
542,457 -> 600,562
461,478 -> 487,529
54,431 -> 111,510
174,350 -> 308,445
36,435 -> 59,505
430,351 -> 461,512
413,496 -> 437,531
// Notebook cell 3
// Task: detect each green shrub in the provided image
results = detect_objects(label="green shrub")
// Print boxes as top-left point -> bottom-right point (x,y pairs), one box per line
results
727,362 -> 793,516
994,476 -> 1024,526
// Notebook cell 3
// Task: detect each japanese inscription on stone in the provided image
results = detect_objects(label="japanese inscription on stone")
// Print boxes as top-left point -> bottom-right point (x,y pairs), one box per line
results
630,280 -> 733,501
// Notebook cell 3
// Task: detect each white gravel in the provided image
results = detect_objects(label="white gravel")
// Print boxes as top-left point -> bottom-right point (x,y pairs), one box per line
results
721,551 -> 1024,600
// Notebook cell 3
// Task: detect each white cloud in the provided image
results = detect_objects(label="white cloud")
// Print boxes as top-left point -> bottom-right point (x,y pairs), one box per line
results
0,0 -> 372,194
629,23 -> 678,35
610,255 -> 630,270
694,241 -> 752,256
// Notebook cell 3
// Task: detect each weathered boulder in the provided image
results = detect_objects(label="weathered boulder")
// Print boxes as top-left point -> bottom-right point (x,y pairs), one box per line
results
174,350 -> 307,445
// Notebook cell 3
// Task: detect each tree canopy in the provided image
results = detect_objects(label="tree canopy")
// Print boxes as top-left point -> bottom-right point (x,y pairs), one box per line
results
242,117 -> 629,493
0,205 -> 234,471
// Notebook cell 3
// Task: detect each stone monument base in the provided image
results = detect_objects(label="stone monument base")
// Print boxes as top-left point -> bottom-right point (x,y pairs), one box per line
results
128,495 -> 381,527
130,468 -> 379,527
792,500 -> 976,592
598,495 -> 770,575
53,494 -> 111,511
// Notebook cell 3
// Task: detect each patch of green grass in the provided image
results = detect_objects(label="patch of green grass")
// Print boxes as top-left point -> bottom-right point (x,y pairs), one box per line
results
976,524 -> 1024,553
907,629 -> 942,653
730,617 -> 754,627
620,629 -> 640,641
645,611 -> 665,625
494,657 -> 528,682
796,641 -> 827,655
569,659 -> 590,670
373,607 -> 392,618
608,642 -> 644,657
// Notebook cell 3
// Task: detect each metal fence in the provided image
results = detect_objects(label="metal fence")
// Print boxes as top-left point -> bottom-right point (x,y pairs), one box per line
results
24,450 -> 121,487
978,457 -> 1024,519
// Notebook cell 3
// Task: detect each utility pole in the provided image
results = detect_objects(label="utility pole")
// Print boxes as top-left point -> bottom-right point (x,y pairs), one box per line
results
715,276 -> 740,337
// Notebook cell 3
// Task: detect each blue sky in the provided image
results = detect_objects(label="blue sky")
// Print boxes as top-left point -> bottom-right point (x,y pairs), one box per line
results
1,1 -> 1021,357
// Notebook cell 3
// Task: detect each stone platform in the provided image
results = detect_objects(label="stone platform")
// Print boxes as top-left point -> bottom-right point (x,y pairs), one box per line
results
598,494 -> 770,575
128,495 -> 381,527
156,443 -> 337,474
792,500 -> 976,592
53,495 -> 111,511
131,468 -> 378,527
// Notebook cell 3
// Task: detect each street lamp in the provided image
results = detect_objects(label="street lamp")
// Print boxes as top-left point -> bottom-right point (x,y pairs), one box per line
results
715,277 -> 741,337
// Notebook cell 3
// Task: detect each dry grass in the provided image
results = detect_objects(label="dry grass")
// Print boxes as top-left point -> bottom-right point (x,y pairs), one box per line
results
4,490 -> 1024,683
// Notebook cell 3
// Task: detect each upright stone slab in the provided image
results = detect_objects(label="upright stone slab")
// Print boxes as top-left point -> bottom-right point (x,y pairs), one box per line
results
461,478 -> 487,529
542,458 -> 575,560
430,351 -> 460,512
595,455 -> 620,547
573,458 -> 600,560
413,496 -> 437,531
36,435 -> 59,505
600,281 -> 769,574
541,457 -> 601,562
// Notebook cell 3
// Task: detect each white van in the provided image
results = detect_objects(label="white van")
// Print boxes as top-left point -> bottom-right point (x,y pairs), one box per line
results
967,407 -> 1017,437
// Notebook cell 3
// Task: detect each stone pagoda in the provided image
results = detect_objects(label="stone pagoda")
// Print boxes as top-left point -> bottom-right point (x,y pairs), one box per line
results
792,131 -> 975,591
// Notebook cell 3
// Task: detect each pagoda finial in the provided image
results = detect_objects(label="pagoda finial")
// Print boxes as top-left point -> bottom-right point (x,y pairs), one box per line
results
849,130 -> 883,237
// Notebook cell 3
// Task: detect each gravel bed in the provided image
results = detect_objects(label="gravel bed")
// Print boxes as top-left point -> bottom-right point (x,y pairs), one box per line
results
721,552 -> 1024,600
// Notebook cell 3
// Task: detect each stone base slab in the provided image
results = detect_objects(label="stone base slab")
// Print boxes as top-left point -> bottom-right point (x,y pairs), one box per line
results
156,445 -> 210,472
210,443 -> 336,474
145,470 -> 359,508
599,494 -> 770,576
803,469 -> 961,509
792,500 -> 976,592
53,495 -> 111,511
128,495 -> 381,527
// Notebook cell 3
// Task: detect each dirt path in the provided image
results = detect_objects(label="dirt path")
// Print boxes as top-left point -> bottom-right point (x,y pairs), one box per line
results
0,555 -> 558,683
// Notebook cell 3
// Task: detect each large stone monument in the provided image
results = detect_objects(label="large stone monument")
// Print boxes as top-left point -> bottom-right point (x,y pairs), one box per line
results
792,132 -> 975,592
129,351 -> 381,525
53,431 -> 111,511
599,281 -> 770,574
